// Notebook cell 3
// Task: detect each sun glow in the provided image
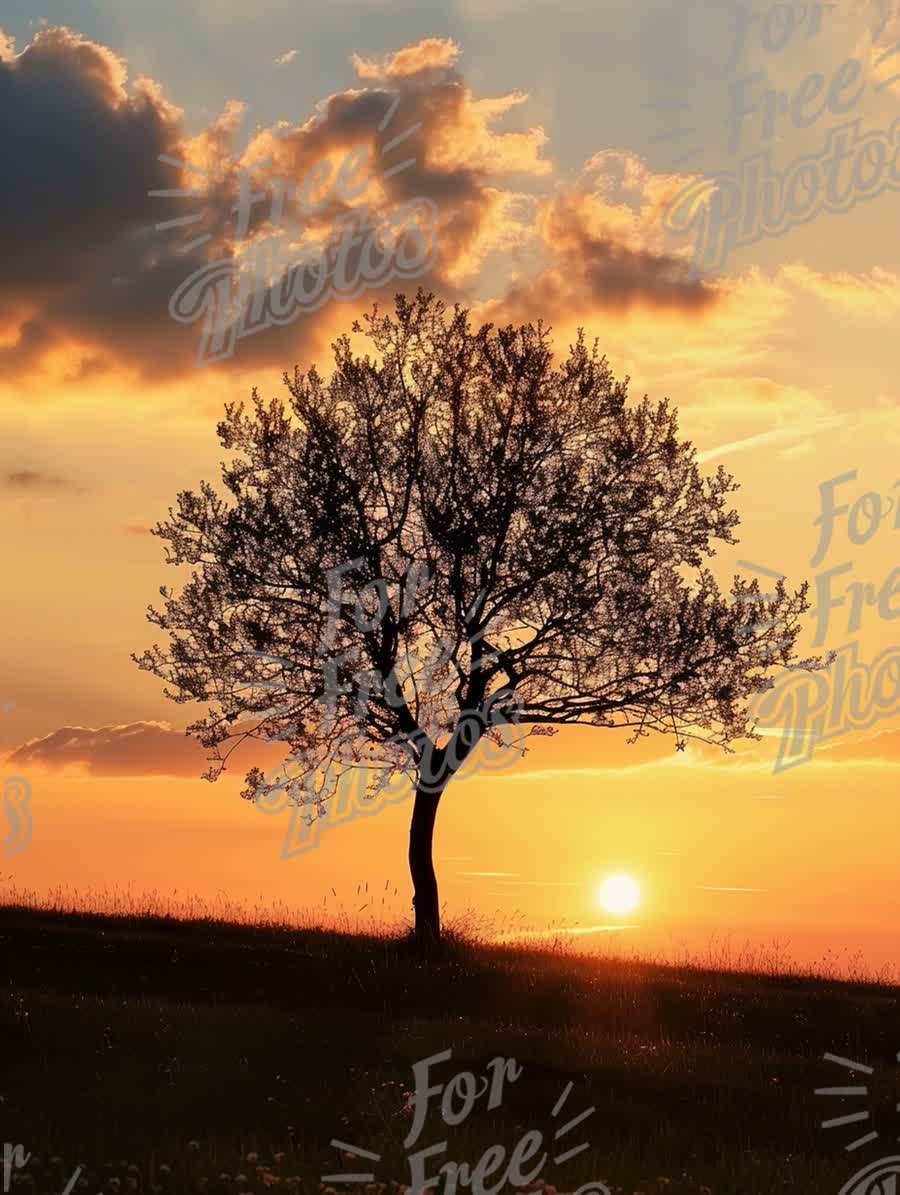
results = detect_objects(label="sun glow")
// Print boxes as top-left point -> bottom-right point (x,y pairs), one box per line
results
597,873 -> 641,915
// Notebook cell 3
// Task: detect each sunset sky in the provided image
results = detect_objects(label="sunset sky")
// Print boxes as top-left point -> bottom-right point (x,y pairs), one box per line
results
2,0 -> 899,975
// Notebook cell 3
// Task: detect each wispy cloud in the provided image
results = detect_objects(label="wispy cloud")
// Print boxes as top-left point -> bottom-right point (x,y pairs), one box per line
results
696,415 -> 847,463
4,469 -> 85,492
494,924 -> 639,943
460,870 -> 518,877
699,885 -> 768,893
493,879 -> 581,887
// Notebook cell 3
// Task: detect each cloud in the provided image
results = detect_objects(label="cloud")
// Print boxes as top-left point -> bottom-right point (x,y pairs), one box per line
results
0,28 -> 549,384
351,38 -> 461,81
6,721 -> 209,777
236,45 -> 550,290
0,27 -> 182,290
5,718 -> 298,778
778,264 -> 900,317
696,415 -> 847,464
817,724 -> 900,763
273,49 -> 297,66
478,149 -> 719,327
14,28 -> 888,397
4,469 -> 85,491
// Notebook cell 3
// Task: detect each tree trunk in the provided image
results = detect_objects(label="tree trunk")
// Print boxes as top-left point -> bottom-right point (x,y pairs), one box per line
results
408,782 -> 444,948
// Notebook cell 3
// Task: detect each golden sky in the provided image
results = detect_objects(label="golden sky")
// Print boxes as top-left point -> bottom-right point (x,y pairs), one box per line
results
2,2 -> 899,974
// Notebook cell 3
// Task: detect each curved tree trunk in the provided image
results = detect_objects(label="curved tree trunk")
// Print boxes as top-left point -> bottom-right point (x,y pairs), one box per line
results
409,782 -> 444,948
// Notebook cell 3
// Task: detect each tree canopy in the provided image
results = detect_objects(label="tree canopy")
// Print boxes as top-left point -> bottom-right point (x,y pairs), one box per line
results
135,290 -> 815,944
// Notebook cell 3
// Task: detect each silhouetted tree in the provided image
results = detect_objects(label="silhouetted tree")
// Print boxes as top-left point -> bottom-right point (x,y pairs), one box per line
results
135,290 -> 816,947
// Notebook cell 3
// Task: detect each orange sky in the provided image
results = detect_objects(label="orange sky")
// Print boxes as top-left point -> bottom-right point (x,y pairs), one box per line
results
2,10 -> 900,976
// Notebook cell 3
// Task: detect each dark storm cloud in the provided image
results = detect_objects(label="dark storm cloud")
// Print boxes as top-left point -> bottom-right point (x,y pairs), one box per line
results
0,28 -> 562,382
579,237 -> 716,312
0,26 -> 181,288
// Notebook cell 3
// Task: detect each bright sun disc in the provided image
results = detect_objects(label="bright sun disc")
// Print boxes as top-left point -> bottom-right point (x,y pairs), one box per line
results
597,874 -> 641,915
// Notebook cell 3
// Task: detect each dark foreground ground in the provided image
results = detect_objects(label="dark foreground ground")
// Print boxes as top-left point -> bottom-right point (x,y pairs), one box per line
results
2,905 -> 898,1195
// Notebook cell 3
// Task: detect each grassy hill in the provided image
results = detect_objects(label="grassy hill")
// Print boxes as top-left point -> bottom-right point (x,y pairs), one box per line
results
1,903 -> 898,1194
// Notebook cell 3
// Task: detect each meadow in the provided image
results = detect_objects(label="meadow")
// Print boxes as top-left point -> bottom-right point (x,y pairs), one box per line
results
2,893 -> 898,1195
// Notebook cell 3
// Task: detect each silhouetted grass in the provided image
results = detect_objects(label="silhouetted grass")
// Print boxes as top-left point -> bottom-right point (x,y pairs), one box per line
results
2,897 -> 897,1195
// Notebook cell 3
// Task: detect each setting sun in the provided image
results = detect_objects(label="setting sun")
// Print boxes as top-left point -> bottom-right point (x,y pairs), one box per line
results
597,874 -> 642,915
